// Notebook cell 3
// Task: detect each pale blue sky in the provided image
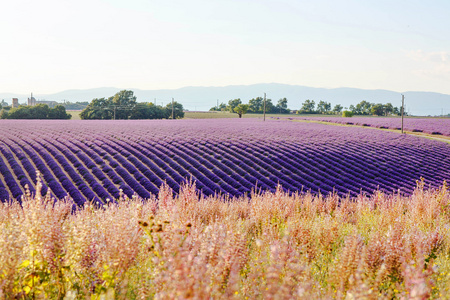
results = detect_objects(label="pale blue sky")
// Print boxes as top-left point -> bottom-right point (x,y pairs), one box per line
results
1,0 -> 449,94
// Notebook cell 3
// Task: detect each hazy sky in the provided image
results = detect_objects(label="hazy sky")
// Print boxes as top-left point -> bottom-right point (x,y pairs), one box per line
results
1,0 -> 450,95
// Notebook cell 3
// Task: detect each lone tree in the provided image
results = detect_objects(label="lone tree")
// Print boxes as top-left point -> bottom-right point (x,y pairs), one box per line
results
227,98 -> 242,113
233,104 -> 249,118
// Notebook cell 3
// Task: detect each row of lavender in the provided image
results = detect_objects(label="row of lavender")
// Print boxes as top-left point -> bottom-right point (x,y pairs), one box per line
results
286,116 -> 450,136
0,119 -> 449,204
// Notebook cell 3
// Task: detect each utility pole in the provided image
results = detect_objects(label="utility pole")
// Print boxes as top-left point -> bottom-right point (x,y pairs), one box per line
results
113,106 -> 116,120
171,98 -> 174,119
154,98 -> 156,106
263,93 -> 266,121
401,94 -> 404,134
217,99 -> 219,110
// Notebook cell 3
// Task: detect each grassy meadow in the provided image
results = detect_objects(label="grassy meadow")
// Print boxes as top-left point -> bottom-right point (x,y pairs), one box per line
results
66,110 -> 82,120
0,179 -> 449,299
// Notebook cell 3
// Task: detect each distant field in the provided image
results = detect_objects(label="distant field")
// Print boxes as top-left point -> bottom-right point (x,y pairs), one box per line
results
291,115 -> 450,136
184,111 -> 295,119
68,110 -> 294,120
67,110 -> 82,120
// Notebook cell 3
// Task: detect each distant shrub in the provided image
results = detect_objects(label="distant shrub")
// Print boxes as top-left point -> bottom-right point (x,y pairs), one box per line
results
1,104 -> 71,119
342,110 -> 353,117
0,109 -> 8,119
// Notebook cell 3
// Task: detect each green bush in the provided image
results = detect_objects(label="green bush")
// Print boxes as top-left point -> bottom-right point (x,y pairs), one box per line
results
4,104 -> 71,119
342,110 -> 353,117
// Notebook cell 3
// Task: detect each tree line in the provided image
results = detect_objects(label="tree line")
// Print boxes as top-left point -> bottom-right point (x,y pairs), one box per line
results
0,90 -> 185,120
210,97 -> 289,118
80,90 -> 184,120
210,97 -> 403,118
0,104 -> 71,119
298,100 -> 403,116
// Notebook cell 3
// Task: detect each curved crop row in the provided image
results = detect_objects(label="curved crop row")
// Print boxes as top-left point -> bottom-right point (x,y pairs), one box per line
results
0,119 -> 449,204
288,116 -> 450,136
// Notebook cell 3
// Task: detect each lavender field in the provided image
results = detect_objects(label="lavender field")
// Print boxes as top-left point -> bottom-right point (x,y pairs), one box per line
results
0,119 -> 449,204
291,116 -> 450,136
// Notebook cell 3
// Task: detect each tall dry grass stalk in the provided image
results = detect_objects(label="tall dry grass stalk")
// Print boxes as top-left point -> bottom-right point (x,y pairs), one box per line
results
0,180 -> 449,299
